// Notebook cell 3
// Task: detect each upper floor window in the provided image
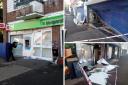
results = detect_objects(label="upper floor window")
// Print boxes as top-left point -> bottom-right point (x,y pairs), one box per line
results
48,0 -> 54,5
14,0 -> 43,9
47,0 -> 59,6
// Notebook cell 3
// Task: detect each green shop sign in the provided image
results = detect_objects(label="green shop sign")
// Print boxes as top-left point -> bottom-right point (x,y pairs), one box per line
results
11,14 -> 63,31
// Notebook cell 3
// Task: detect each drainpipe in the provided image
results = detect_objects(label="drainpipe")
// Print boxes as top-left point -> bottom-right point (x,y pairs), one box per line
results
3,0 -> 8,61
3,0 -> 8,43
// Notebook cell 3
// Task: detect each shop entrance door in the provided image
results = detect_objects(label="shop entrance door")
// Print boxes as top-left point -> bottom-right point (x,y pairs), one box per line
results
23,34 -> 32,57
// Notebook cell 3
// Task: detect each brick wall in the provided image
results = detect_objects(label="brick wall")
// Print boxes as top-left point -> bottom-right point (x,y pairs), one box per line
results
7,11 -> 17,22
6,0 -> 63,22
52,26 -> 61,57
44,0 -> 63,14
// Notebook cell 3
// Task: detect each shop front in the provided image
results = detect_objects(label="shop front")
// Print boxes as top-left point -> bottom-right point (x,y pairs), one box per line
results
8,14 -> 63,61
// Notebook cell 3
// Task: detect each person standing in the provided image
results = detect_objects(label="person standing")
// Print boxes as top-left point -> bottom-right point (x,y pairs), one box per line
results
52,41 -> 59,62
7,42 -> 18,62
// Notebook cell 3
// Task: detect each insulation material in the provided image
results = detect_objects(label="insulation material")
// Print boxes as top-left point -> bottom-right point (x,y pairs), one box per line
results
89,72 -> 109,85
104,65 -> 118,72
89,65 -> 118,85
90,58 -> 118,85
97,58 -> 109,65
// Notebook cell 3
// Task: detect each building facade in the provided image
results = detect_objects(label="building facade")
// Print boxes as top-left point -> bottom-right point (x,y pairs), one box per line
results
6,0 -> 64,61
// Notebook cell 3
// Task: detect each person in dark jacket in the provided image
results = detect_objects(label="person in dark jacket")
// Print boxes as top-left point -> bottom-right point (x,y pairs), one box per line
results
52,41 -> 59,62
7,42 -> 18,62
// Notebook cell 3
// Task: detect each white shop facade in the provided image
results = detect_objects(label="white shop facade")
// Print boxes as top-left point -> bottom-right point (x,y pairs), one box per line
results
8,14 -> 64,61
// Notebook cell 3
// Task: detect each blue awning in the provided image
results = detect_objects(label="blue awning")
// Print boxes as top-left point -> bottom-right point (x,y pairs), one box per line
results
88,0 -> 128,35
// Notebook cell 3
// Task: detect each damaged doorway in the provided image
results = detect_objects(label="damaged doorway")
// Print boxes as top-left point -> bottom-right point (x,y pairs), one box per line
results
93,44 -> 101,64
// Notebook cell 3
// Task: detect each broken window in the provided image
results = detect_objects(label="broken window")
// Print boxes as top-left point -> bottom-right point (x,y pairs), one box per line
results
25,39 -> 30,49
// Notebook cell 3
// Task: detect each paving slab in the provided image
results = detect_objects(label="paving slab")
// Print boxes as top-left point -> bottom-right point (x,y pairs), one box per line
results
0,58 -> 63,85
0,65 -> 31,82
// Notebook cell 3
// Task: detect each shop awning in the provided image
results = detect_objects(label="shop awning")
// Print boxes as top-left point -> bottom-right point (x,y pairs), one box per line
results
88,0 -> 128,36
9,14 -> 63,31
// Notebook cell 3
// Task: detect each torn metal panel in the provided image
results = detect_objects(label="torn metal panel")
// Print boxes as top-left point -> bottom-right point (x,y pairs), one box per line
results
88,0 -> 128,39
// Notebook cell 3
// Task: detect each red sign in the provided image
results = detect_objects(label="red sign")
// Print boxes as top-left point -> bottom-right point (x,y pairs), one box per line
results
0,23 -> 6,29
0,23 -> 11,32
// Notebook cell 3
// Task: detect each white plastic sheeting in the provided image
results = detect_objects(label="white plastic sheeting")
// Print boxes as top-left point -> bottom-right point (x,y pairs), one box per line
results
89,64 -> 118,85
78,57 -> 118,85
72,4 -> 86,25
97,58 -> 109,65
89,58 -> 118,85
76,43 -> 93,65
105,65 -> 118,72
73,9 -> 85,25
89,72 -> 109,85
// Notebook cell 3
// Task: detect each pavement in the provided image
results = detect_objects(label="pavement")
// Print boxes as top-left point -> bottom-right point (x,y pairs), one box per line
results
0,58 -> 63,85
65,77 -> 85,85
65,10 -> 125,42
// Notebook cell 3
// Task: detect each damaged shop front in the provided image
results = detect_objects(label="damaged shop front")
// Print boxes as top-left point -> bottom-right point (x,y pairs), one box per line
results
65,43 -> 121,85
8,14 -> 64,62
87,0 -> 128,41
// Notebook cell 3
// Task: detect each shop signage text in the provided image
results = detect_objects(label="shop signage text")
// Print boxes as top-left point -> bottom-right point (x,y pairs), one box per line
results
40,18 -> 63,27
10,14 -> 63,31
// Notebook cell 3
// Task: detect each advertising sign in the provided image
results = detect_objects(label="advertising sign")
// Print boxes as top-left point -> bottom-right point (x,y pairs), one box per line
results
0,23 -> 5,29
10,14 -> 63,31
